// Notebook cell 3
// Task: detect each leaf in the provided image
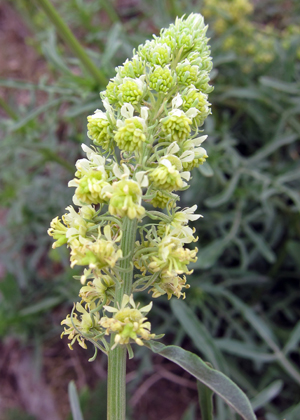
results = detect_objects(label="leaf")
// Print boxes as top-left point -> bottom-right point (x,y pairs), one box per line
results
259,77 -> 300,95
9,98 -> 65,131
214,339 -> 276,362
197,381 -> 214,420
146,341 -> 257,420
283,321 -> 300,355
102,23 -> 123,66
217,87 -> 264,101
243,224 -> 276,264
19,296 -> 62,317
250,380 -> 283,411
192,238 -> 229,269
247,134 -> 298,165
204,172 -> 241,207
282,402 -> 300,420
64,99 -> 101,118
198,162 -> 214,177
68,381 -> 84,420
201,286 -> 279,347
171,299 -> 228,372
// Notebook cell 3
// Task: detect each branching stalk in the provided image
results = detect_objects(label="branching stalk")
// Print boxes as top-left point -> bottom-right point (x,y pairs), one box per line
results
34,0 -> 107,86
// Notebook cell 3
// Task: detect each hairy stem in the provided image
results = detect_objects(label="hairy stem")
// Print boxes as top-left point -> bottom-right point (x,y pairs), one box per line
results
34,0 -> 107,86
107,217 -> 138,420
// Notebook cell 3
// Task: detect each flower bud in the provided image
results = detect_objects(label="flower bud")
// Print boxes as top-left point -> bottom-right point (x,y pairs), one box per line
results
149,65 -> 174,93
114,117 -> 146,152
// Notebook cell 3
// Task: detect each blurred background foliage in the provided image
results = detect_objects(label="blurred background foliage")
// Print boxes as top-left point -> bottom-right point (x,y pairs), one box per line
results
0,0 -> 299,419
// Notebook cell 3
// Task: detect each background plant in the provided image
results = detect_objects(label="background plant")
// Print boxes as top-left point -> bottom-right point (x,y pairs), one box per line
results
0,1 -> 299,419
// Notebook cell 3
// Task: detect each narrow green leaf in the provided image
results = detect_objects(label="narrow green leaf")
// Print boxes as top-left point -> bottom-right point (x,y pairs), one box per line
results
259,77 -> 300,94
250,380 -> 283,411
217,87 -> 264,101
201,286 -> 278,347
197,381 -> 214,420
214,339 -> 276,362
171,299 -> 228,372
64,99 -> 101,118
282,402 -> 300,420
283,321 -> 300,355
19,296 -> 62,317
247,134 -> 298,165
146,341 -> 257,420
204,172 -> 241,207
198,162 -> 214,177
243,224 -> 276,264
68,381 -> 84,420
10,98 -> 65,131
192,239 -> 229,269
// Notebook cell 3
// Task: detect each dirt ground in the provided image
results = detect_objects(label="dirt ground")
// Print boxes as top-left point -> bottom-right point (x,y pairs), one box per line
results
0,2 -> 199,419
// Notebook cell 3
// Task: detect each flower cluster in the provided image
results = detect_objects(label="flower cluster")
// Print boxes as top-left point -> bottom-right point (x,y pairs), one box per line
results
49,14 -> 212,355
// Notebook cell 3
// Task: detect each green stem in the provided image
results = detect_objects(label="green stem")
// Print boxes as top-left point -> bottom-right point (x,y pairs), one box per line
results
34,0 -> 107,86
107,217 -> 138,420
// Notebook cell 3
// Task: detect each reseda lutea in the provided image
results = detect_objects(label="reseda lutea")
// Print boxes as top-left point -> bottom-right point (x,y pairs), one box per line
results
48,12 -> 213,419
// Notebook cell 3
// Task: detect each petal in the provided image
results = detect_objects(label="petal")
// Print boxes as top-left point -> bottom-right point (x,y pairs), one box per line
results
172,93 -> 183,109
167,141 -> 180,155
193,135 -> 207,146
103,305 -> 118,313
186,107 -> 199,119
140,301 -> 153,313
180,150 -> 194,162
113,163 -> 123,179
181,171 -> 191,181
141,106 -> 149,122
121,103 -> 134,119
68,179 -> 79,187
104,225 -> 112,241
136,171 -> 149,187
160,158 -> 172,169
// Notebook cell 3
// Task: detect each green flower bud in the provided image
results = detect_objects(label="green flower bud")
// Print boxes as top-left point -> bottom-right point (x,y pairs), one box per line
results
150,190 -> 176,209
181,136 -> 208,170
149,156 -> 184,192
48,216 -> 68,248
159,35 -> 177,54
195,71 -> 213,94
87,111 -> 113,150
117,55 -> 145,78
70,226 -> 122,270
148,235 -> 198,279
182,149 -> 208,171
160,109 -> 192,143
103,80 -> 119,103
119,78 -> 144,105
61,302 -> 101,350
176,60 -> 199,86
100,295 -> 155,348
149,43 -> 172,66
74,171 -> 110,205
150,274 -> 190,299
182,87 -> 211,126
114,117 -> 146,152
79,274 -> 115,304
138,39 -> 156,61
149,66 -> 174,93
108,179 -> 145,219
